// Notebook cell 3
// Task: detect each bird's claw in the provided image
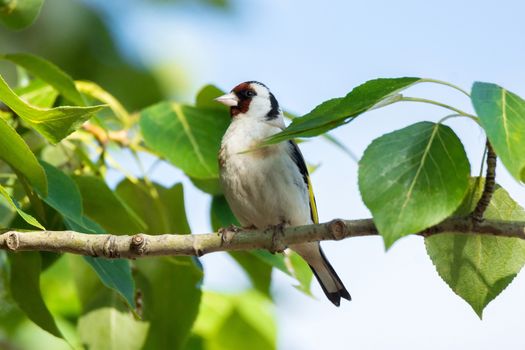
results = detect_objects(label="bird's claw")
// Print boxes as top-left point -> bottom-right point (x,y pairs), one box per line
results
218,224 -> 243,244
266,223 -> 287,254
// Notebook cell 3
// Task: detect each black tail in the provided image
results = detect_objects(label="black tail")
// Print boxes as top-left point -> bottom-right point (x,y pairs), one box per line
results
309,247 -> 351,307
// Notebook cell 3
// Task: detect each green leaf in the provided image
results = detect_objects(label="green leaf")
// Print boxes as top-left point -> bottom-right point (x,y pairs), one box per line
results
195,84 -> 228,111
77,307 -> 149,350
140,102 -> 230,179
2,53 -> 84,106
425,185 -> 525,318
287,251 -> 313,295
359,121 -> 470,248
37,162 -> 82,221
190,176 -> 223,195
0,74 -> 105,143
8,252 -> 63,339
14,79 -> 59,108
471,82 -> 525,182
73,176 -> 146,234
266,77 -> 421,144
37,162 -> 136,309
210,195 -> 238,230
0,183 -> 44,229
0,0 -> 44,30
0,117 -> 47,195
136,257 -> 203,350
115,179 -> 190,234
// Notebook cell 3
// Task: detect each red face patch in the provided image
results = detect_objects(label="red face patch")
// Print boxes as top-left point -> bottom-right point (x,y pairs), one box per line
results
231,83 -> 256,117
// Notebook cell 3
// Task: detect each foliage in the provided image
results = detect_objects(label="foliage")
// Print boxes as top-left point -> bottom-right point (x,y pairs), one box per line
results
1,2 -> 525,348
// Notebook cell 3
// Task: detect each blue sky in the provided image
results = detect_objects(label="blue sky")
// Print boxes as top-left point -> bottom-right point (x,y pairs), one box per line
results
89,0 -> 525,348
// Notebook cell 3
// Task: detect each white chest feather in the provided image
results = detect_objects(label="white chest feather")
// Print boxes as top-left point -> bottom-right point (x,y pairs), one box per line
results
219,118 -> 311,228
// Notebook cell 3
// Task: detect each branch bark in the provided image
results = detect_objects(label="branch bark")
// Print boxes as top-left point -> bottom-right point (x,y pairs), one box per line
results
1,217 -> 525,259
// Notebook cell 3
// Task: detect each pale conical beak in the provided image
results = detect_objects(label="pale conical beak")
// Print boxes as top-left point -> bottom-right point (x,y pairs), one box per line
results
214,93 -> 239,107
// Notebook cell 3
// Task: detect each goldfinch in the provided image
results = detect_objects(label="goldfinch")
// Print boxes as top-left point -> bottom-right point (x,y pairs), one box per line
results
216,81 -> 350,306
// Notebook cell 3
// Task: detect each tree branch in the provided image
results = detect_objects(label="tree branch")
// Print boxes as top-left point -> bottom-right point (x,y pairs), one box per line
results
472,141 -> 497,223
1,217 -> 525,258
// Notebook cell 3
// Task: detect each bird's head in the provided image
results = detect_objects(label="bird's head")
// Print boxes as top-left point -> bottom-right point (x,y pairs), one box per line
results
215,81 -> 282,123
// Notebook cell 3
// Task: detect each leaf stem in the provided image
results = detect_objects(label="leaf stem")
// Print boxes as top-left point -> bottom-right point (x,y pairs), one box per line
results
400,96 -> 477,119
437,113 -> 480,125
420,78 -> 471,97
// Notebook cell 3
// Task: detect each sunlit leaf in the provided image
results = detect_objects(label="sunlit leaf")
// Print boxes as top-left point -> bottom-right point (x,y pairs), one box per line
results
0,0 -> 44,30
265,77 -> 421,144
359,121 -> 470,248
39,255 -> 81,318
192,291 -> 275,350
426,184 -> 525,318
0,194 -> 15,226
14,79 -> 59,108
140,102 -> 229,179
471,82 -> 525,182
0,117 -> 47,195
0,75 -> 105,143
2,53 -> 84,105
287,251 -> 313,295
0,183 -> 44,229
8,252 -> 63,339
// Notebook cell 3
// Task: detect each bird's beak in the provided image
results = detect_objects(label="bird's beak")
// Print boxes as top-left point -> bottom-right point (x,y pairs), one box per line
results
214,93 -> 239,107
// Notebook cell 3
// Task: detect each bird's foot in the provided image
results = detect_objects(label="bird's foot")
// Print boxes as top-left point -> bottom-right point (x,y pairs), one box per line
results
218,224 -> 241,244
266,223 -> 287,254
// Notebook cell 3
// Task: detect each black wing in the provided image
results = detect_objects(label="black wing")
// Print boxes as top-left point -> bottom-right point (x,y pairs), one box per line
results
288,140 -> 319,223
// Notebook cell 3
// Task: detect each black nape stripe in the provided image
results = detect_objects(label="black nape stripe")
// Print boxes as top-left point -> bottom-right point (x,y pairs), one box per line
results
266,92 -> 280,120
245,81 -> 268,89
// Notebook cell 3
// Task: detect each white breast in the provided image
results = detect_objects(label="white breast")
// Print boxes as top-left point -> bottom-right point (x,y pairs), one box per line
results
219,118 -> 311,229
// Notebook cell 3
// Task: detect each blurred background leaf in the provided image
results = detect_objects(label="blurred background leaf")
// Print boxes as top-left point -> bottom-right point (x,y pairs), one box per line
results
0,0 -> 165,110
0,0 -> 44,30
190,291 -> 275,350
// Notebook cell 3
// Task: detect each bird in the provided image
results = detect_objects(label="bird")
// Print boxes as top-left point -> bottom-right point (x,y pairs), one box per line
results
215,81 -> 350,306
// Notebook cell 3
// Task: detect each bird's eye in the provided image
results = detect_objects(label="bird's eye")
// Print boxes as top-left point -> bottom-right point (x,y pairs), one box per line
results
245,90 -> 256,97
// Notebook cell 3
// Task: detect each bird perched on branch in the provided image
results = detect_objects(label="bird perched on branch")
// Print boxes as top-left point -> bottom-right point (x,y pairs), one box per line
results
215,81 -> 350,306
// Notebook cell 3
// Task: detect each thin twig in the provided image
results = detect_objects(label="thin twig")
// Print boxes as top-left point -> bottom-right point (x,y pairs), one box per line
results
1,217 -> 524,259
472,140 -> 497,223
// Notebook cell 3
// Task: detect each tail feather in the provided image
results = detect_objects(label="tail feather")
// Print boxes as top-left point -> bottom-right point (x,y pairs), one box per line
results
309,247 -> 351,306
291,242 -> 350,306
